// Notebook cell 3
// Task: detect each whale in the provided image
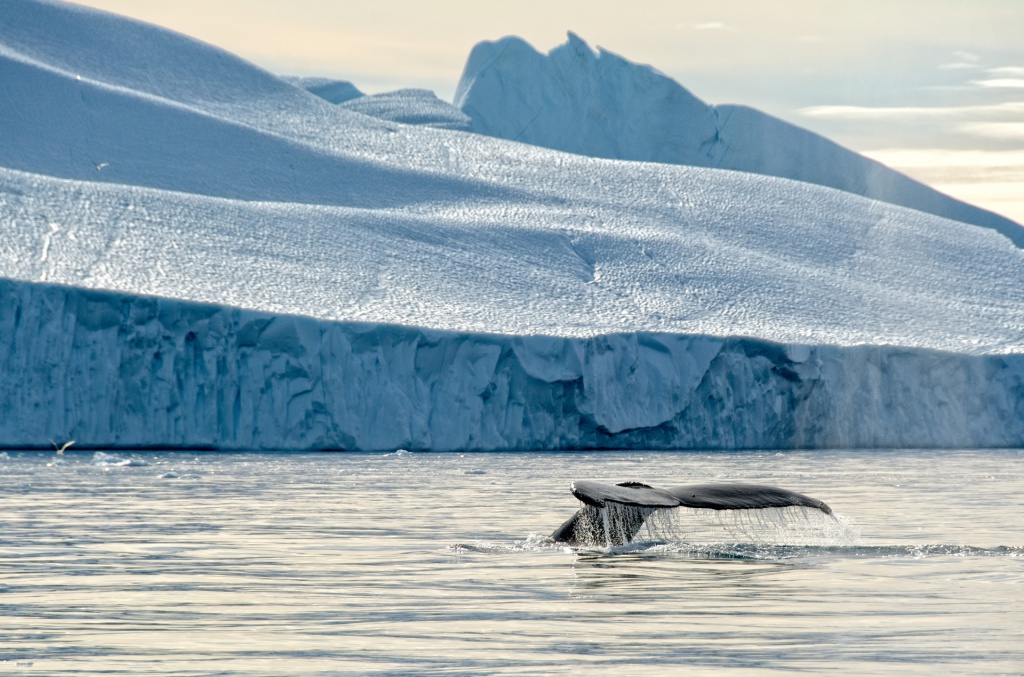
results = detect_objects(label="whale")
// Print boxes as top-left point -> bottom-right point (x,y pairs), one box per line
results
551,479 -> 833,546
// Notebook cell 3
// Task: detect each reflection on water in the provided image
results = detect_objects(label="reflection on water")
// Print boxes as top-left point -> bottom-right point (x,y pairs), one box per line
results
1,449 -> 1022,675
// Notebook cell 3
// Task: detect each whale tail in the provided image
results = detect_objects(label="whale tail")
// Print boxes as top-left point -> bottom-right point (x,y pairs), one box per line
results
552,480 -> 832,546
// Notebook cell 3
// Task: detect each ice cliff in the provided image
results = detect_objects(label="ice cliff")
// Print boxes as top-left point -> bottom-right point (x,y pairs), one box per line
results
4,279 -> 1023,451
455,33 -> 1024,246
1,0 -> 1023,450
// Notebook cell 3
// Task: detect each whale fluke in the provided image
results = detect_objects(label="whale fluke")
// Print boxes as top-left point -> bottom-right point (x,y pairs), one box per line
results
552,480 -> 832,546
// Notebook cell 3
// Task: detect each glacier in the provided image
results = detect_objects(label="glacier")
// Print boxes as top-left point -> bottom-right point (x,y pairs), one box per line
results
1,0 -> 1023,451
455,33 -> 1024,246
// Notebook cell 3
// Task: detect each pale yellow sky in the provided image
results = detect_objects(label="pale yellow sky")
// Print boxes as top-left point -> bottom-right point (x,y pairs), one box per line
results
70,1 -> 1024,224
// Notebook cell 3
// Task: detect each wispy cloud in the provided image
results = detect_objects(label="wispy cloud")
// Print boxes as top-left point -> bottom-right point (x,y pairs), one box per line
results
940,50 -> 983,70
987,66 -> 1024,78
958,122 -> 1024,141
799,102 -> 1024,121
692,22 -> 730,31
863,148 -> 1024,169
971,78 -> 1024,89
863,148 -> 1024,224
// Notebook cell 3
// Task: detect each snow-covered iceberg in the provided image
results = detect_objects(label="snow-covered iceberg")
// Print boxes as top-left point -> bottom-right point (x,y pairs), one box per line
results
284,76 -> 364,104
1,0 -> 1022,450
339,89 -> 472,130
455,33 -> 1023,246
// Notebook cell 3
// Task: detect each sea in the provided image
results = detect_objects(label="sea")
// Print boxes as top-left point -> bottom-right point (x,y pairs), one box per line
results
2,448 -> 1021,675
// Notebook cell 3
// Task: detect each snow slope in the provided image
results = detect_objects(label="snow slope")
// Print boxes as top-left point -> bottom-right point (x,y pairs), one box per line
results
3,165 -> 1022,352
1,0 -> 1023,450
455,33 -> 1024,246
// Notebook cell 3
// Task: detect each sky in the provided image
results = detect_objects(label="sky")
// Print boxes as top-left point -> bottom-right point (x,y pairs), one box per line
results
72,1 -> 1024,224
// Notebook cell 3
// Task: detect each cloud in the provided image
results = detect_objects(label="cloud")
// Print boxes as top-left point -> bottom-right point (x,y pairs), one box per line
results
971,77 -> 1024,89
863,149 -> 1024,224
940,62 -> 982,71
798,102 -> 1024,121
692,22 -> 730,31
940,50 -> 983,70
864,148 -> 1024,169
797,101 -> 1024,157
987,66 -> 1024,78
958,122 -> 1024,141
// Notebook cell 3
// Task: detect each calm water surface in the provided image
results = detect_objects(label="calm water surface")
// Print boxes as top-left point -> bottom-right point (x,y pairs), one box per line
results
2,449 -> 1022,675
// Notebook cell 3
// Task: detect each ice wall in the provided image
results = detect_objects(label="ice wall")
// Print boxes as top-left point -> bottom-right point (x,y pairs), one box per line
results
4,279 -> 1021,451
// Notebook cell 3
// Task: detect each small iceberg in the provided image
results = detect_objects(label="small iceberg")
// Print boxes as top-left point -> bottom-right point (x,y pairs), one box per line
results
92,451 -> 149,467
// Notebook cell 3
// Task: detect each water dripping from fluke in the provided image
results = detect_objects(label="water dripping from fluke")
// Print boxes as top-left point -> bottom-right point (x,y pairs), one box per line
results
550,479 -> 849,550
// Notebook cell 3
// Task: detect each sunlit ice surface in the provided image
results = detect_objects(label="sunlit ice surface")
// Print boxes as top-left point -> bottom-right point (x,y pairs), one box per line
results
2,448 -> 1022,675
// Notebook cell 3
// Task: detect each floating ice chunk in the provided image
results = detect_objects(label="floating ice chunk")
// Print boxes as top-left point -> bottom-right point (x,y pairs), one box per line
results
159,471 -> 180,479
0,451 -> 9,459
92,451 -> 149,467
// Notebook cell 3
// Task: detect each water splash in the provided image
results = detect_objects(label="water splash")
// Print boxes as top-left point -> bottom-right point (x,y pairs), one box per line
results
449,533 -> 561,554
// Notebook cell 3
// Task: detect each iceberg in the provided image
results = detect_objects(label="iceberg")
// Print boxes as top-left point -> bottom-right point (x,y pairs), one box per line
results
1,0 -> 1023,451
455,33 -> 1024,246
284,76 -> 364,104
339,89 -> 472,130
